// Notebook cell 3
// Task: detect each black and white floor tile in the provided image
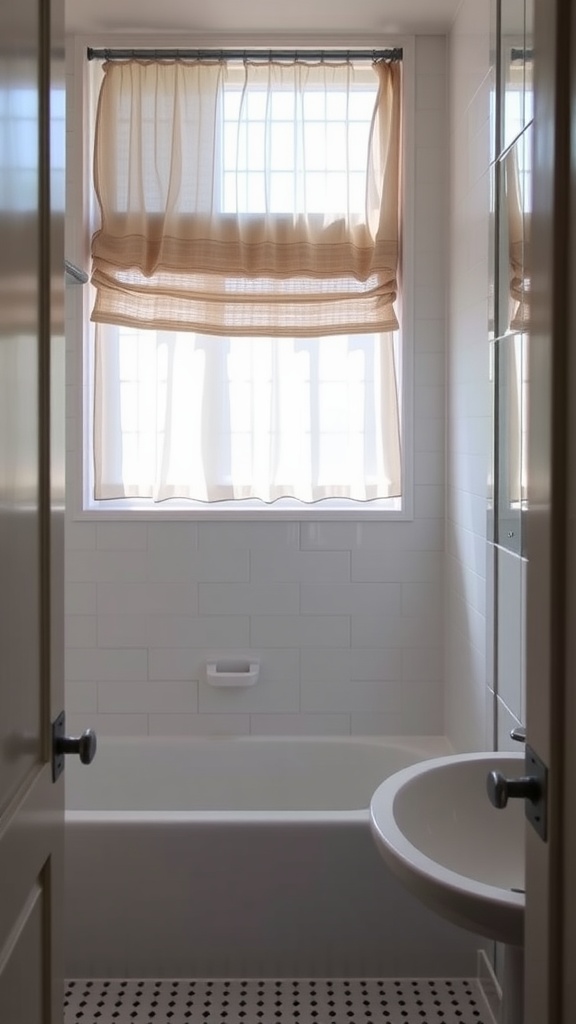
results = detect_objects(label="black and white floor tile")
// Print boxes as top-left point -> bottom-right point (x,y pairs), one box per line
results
65,978 -> 490,1023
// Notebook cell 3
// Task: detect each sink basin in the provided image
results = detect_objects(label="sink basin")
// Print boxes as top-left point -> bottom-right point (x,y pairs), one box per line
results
370,752 -> 525,946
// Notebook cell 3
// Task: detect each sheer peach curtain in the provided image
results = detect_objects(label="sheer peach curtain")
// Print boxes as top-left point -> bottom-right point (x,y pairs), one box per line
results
503,120 -> 531,506
91,58 -> 401,335
505,141 -> 530,333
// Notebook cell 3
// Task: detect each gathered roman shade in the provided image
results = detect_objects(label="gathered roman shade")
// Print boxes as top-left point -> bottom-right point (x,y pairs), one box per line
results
90,58 -> 401,336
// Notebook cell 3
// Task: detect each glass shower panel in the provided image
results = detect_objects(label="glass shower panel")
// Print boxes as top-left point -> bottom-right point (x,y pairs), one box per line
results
495,126 -> 531,554
496,331 -> 528,553
498,130 -> 531,338
524,0 -> 534,125
500,0 -> 527,151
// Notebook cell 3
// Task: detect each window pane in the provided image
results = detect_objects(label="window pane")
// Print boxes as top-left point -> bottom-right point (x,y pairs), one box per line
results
325,172 -> 348,209
270,90 -> 294,120
270,123 -> 294,170
223,123 -> 240,169
326,91 -> 347,120
246,172 -> 266,212
302,91 -> 326,120
303,122 -> 326,170
219,75 -> 383,219
348,123 -> 371,170
223,88 -> 242,120
270,172 -> 294,212
326,123 -> 347,170
304,172 -> 326,209
246,122 -> 265,170
245,89 -> 267,119
348,90 -> 375,119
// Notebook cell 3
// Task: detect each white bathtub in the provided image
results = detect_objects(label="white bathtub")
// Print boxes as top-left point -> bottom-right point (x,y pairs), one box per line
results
64,735 -> 480,978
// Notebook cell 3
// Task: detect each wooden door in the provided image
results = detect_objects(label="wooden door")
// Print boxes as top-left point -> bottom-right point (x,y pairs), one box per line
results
0,0 -> 65,1021
524,0 -> 576,1020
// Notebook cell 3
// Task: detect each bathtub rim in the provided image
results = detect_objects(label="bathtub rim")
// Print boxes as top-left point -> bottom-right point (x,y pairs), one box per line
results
75,732 -> 455,750
64,808 -> 370,824
65,733 -> 455,822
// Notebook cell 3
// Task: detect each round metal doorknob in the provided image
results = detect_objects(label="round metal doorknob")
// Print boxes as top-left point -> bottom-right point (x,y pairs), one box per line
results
486,770 -> 540,809
55,729 -> 97,765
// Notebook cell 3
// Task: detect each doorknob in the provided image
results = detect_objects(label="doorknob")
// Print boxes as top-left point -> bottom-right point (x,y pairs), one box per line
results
486,771 -> 540,808
51,711 -> 97,781
55,729 -> 97,765
486,744 -> 548,841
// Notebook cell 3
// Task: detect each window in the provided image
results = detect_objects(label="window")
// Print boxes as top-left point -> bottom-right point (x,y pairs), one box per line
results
0,80 -> 65,213
86,55 -> 404,513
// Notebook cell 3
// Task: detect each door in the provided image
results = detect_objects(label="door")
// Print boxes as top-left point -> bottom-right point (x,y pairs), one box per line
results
524,0 -> 576,1021
0,0 -> 65,1021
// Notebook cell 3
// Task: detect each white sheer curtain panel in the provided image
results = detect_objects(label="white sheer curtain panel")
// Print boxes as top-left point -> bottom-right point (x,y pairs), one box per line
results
93,324 -> 401,503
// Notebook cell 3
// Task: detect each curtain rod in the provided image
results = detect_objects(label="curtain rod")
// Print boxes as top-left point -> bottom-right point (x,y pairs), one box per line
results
87,47 -> 402,63
510,47 -> 533,61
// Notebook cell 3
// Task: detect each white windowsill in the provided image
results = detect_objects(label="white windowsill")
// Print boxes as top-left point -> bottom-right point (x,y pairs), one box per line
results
76,496 -> 409,522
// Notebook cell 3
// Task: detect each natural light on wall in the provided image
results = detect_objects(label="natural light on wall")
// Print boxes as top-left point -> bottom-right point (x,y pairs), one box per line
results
88,57 -> 403,510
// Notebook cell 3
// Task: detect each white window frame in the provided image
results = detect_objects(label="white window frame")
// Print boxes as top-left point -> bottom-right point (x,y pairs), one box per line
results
67,33 -> 415,521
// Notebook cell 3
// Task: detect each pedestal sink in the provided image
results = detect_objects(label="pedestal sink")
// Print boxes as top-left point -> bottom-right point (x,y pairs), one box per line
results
370,752 -> 525,1023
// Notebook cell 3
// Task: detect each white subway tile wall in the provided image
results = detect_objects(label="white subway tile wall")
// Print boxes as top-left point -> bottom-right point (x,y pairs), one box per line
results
445,2 -> 492,750
64,38 -> 448,738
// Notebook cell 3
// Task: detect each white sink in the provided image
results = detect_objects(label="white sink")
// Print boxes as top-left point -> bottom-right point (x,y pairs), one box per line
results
370,752 -> 525,946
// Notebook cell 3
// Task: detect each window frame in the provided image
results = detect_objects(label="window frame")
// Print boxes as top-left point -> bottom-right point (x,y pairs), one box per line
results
67,33 -> 415,522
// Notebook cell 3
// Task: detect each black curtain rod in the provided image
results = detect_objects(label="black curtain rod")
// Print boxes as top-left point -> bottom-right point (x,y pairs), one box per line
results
87,47 -> 402,63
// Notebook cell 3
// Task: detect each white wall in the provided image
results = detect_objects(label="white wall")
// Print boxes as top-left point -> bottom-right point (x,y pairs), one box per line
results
445,1 -> 492,751
64,37 -> 449,739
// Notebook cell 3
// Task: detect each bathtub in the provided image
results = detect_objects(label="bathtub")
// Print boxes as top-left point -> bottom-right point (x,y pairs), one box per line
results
64,735 -> 480,979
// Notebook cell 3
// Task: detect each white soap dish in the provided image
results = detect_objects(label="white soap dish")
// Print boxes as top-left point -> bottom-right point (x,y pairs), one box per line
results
206,661 -> 260,687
